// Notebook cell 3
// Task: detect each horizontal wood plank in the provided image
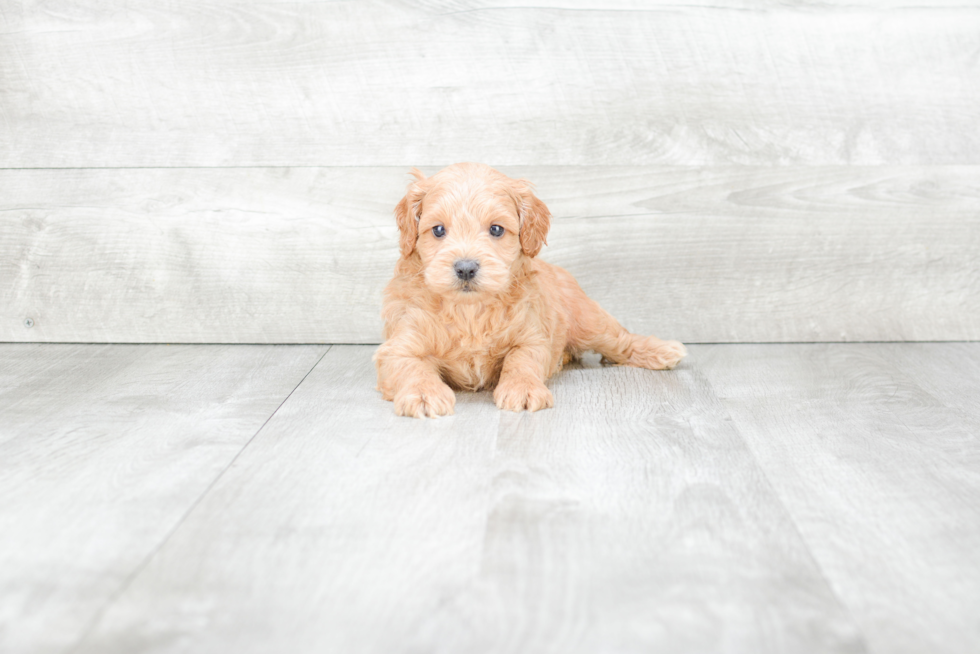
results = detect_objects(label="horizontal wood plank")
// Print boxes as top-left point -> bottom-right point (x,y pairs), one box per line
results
0,343 -> 327,654
1,1 -> 978,167
1,166 -> 977,343
72,345 -> 863,654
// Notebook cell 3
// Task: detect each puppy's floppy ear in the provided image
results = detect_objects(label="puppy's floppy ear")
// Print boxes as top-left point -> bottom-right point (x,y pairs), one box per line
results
394,168 -> 428,257
511,180 -> 551,257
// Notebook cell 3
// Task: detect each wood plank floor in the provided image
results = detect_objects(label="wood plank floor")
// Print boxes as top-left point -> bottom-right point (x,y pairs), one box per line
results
1,343 -> 978,653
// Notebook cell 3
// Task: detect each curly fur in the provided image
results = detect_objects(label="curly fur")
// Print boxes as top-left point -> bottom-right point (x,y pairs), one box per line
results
374,163 -> 686,418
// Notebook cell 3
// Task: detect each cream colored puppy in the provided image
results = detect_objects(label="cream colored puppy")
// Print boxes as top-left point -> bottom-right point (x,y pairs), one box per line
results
374,163 -> 686,418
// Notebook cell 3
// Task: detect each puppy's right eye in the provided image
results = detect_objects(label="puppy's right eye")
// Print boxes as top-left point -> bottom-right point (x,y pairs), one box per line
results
432,225 -> 446,238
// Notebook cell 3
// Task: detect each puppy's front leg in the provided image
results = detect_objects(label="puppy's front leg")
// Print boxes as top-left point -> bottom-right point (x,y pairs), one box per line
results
376,352 -> 455,419
494,345 -> 555,413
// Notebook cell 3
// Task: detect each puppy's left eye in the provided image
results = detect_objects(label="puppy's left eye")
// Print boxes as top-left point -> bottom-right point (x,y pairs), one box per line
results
489,224 -> 504,237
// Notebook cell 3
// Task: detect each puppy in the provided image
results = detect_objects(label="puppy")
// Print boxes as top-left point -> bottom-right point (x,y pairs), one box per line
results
374,163 -> 686,418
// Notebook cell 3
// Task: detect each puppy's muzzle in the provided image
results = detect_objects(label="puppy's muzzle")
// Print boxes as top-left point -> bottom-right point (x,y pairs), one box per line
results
454,259 -> 480,281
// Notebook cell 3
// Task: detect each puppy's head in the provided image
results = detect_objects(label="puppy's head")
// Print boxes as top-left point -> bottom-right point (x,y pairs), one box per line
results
394,163 -> 550,300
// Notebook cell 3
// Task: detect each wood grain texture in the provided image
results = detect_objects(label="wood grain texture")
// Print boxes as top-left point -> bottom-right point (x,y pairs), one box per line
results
408,354 -> 865,653
1,1 -> 978,167
2,166 -> 978,344
699,343 -> 980,654
873,343 -> 980,416
0,343 -> 326,654
70,346 -> 506,654
72,345 -> 864,654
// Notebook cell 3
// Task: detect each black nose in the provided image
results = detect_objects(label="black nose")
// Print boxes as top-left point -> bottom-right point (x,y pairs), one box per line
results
454,259 -> 480,281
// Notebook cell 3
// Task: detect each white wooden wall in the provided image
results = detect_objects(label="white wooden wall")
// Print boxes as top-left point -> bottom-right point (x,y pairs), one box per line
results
2,1 -> 978,343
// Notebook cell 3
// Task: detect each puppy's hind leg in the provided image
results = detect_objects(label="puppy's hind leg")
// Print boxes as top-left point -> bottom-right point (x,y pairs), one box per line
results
568,290 -> 686,371
609,331 -> 687,370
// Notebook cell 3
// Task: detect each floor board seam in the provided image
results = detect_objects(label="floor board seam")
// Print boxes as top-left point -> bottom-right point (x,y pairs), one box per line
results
62,344 -> 333,654
693,355 -> 874,653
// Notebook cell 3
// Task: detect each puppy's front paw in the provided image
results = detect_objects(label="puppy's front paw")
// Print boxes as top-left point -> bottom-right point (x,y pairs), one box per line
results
494,378 -> 554,413
393,379 -> 456,418
629,338 -> 687,370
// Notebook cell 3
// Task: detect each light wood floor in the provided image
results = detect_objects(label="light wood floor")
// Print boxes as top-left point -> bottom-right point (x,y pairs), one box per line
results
1,343 -> 978,654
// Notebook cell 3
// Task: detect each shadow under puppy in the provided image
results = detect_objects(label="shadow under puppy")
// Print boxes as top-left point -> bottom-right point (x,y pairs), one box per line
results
374,163 -> 687,418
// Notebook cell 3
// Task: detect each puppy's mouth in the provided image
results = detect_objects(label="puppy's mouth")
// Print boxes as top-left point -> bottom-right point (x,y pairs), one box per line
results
451,278 -> 484,295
